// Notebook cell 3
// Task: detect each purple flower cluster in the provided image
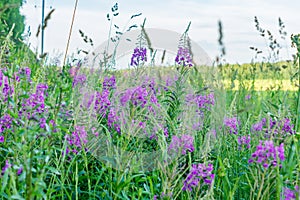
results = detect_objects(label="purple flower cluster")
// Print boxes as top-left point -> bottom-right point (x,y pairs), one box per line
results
0,70 -> 3,87
251,118 -> 267,132
120,85 -> 159,111
168,134 -> 194,155
94,89 -> 111,116
0,114 -> 12,135
283,186 -> 299,200
281,118 -> 296,135
183,163 -> 214,191
1,160 -> 23,177
249,140 -> 284,168
175,47 -> 193,67
20,83 -> 48,119
186,93 -> 215,111
103,76 -> 116,90
237,135 -> 251,149
65,125 -> 88,154
1,72 -> 14,101
72,74 -> 86,88
251,118 -> 295,135
1,160 -> 11,176
107,108 -> 121,133
224,117 -> 240,134
131,47 -> 147,66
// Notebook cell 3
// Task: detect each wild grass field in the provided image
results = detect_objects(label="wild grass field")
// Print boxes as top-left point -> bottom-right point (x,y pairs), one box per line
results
1,2 -> 300,200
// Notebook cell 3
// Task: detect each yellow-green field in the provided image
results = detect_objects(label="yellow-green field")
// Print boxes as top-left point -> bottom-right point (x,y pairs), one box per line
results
222,79 -> 298,91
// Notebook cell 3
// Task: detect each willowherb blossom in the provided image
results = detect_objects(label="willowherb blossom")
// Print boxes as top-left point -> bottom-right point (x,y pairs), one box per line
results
131,47 -> 147,66
248,140 -> 285,168
103,76 -> 116,90
0,70 -> 3,87
175,47 -> 193,67
120,86 -> 148,108
17,166 -> 23,176
1,160 -> 11,175
14,72 -> 20,82
72,74 -> 86,88
224,117 -> 240,134
169,134 -> 194,155
0,135 -> 4,143
0,114 -> 12,134
2,75 -> 14,101
187,93 -> 215,111
21,83 -> 49,119
281,118 -> 295,135
282,186 -> 299,200
183,163 -> 214,191
237,135 -> 251,149
251,118 -> 267,132
65,126 -> 88,154
251,118 -> 295,135
40,118 -> 46,129
94,90 -> 111,116
107,108 -> 120,133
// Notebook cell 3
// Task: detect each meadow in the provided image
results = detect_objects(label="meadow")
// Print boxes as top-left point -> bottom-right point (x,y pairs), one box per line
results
0,3 -> 300,200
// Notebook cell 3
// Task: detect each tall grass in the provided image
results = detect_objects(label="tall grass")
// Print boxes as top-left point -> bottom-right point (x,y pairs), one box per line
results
0,3 -> 299,200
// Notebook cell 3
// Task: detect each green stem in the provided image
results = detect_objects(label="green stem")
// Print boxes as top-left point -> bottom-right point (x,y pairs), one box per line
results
257,170 -> 265,200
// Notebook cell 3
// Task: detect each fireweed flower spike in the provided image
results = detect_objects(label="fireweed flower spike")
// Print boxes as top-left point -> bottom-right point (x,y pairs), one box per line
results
0,114 -> 12,134
237,135 -> 251,149
175,47 -> 193,67
130,47 -> 147,67
168,134 -> 195,156
182,163 -> 214,191
248,140 -> 285,168
1,160 -> 11,176
223,117 -> 240,134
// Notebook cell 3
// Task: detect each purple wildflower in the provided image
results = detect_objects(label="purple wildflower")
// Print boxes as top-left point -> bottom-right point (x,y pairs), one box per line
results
224,117 -> 240,134
21,83 -> 48,118
252,118 -> 267,132
249,140 -> 285,168
163,127 -> 168,137
17,167 -> 23,175
107,108 -> 120,133
65,126 -> 88,154
40,118 -> 46,129
72,74 -> 86,87
94,90 -> 111,116
0,135 -> 4,143
103,76 -> 116,90
237,135 -> 251,149
183,163 -> 214,191
1,160 -> 11,175
0,114 -> 12,134
281,118 -> 295,134
131,47 -> 147,66
245,94 -> 251,100
169,134 -> 194,155
175,47 -> 193,67
14,72 -> 20,82
283,187 -> 297,200
2,76 -> 14,101
0,70 -> 3,87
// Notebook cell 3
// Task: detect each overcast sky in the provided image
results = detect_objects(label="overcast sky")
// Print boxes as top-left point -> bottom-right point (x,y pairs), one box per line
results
21,0 -> 300,65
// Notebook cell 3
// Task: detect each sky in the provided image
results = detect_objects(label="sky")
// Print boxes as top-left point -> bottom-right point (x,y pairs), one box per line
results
21,0 -> 300,65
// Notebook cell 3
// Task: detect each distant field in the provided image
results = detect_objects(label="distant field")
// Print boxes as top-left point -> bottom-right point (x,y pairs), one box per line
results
222,79 -> 298,91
